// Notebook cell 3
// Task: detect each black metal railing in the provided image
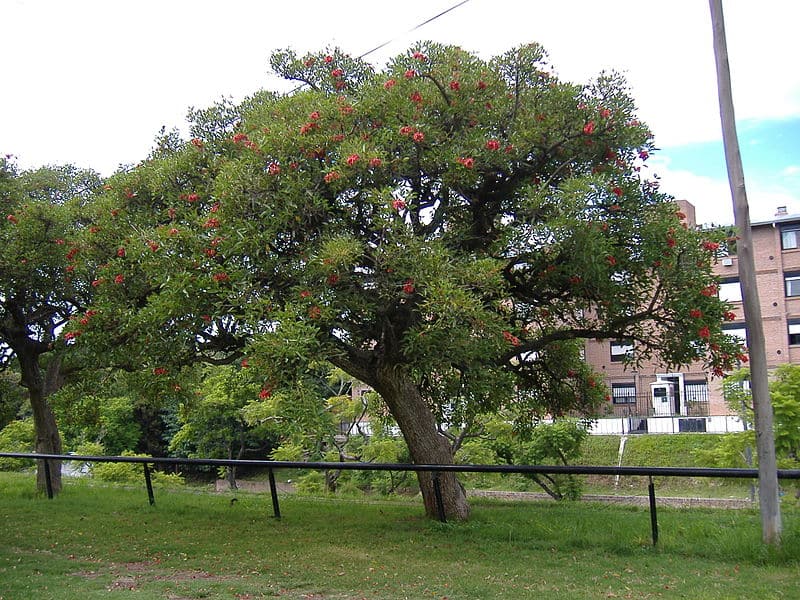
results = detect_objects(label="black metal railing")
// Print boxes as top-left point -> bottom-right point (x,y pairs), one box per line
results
3,452 -> 800,547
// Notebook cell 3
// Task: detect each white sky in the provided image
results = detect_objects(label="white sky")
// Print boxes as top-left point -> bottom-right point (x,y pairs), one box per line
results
3,0 -> 799,224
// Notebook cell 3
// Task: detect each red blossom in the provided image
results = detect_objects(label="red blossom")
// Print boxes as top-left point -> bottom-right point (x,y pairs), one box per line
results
331,68 -> 344,78
698,326 -> 711,339
327,273 -> 339,285
309,111 -> 321,121
502,330 -> 521,346
702,240 -> 720,252
205,248 -> 216,257
369,157 -> 382,168
606,255 -> 617,266
409,91 -> 423,104
476,80 -> 487,90
232,133 -> 249,143
6,214 -> 18,224
191,138 -> 204,148
392,198 -> 406,211
299,290 -> 311,299
485,139 -> 500,151
689,309 -> 703,318
569,275 -> 582,285
201,314 -> 212,323
212,272 -> 229,282
346,153 -> 360,166
91,278 -> 104,287
583,121 -> 596,135
66,264 -> 76,273
203,218 -> 220,229
384,79 -> 397,89
599,108 -> 611,119
404,69 -> 415,79
666,237 -> 676,248
267,163 -> 281,175
449,80 -> 460,91
412,51 -> 427,61
309,305 -> 321,319
324,55 -> 333,64
259,387 -> 272,399
167,227 -> 178,236
724,311 -> 736,321
412,131 -> 425,143
153,367 -> 168,376
399,125 -> 414,136
124,189 -> 135,199
54,238 -> 65,245
241,358 -> 249,368
611,186 -> 623,197
701,284 -> 718,297
323,171 -> 340,183
402,279 -> 415,294
457,157 -> 475,169
639,150 -> 650,160
112,274 -> 124,285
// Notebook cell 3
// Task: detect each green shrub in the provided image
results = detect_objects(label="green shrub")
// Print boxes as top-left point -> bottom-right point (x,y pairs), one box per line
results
0,419 -> 35,471
90,452 -> 184,486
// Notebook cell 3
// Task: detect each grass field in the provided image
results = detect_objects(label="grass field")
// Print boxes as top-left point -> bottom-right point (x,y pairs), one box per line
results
1,472 -> 798,599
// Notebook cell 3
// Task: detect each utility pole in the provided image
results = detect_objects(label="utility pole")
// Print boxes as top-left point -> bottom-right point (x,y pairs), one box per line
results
708,0 -> 781,545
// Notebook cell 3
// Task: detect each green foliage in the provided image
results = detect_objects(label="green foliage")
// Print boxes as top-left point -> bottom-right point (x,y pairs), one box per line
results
90,452 -> 184,486
0,418 -> 35,470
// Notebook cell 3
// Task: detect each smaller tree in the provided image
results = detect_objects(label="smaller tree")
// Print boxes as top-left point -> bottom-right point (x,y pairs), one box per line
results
170,365 -> 277,488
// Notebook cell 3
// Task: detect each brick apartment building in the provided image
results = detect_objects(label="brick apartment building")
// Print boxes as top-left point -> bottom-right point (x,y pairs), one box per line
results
585,200 -> 800,432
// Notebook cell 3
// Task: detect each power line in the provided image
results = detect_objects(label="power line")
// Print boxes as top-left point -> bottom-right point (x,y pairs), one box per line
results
356,0 -> 472,60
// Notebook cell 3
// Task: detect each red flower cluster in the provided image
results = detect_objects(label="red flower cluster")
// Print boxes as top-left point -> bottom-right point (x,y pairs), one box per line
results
232,133 -> 249,143
153,367 -> 168,376
476,80 -> 487,90
384,79 -> 397,89
369,157 -> 382,168
485,139 -> 500,151
402,279 -> 415,294
267,163 -> 281,175
399,125 -> 415,136
449,80 -> 460,91
331,68 -> 344,78
64,331 -> 81,341
599,108 -> 611,119
203,218 -> 220,229
724,311 -> 736,321
412,131 -> 425,143
300,122 -> 319,135
700,284 -> 718,297
689,308 -> 703,318
412,51 -> 427,61
6,214 -> 17,224
404,69 -> 415,79
212,272 -> 229,282
606,255 -> 617,266
409,91 -> 423,104
702,241 -> 720,252
323,171 -> 340,183
114,274 -> 124,284
456,157 -> 475,169
346,153 -> 360,166
191,138 -> 204,149
91,278 -> 104,287
502,330 -> 521,346
327,273 -> 339,285
259,388 -> 272,399
299,290 -> 311,299
698,326 -> 711,339
611,186 -> 623,197
583,121 -> 596,135
309,305 -> 321,319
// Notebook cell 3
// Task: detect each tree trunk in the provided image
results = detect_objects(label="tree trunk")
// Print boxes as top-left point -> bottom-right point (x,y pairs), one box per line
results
372,365 -> 470,521
709,0 -> 782,545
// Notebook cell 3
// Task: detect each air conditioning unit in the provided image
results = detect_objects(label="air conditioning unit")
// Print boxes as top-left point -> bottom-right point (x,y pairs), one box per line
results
721,257 -> 734,266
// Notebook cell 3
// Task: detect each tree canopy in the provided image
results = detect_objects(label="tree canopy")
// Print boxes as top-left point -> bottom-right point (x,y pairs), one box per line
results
65,42 -> 742,519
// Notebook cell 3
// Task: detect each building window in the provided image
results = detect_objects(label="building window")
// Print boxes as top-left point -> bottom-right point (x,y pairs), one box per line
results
611,383 -> 636,404
610,340 -> 633,362
718,279 -> 742,302
781,225 -> 800,250
789,321 -> 800,345
786,274 -> 800,297
722,324 -> 747,345
685,380 -> 709,403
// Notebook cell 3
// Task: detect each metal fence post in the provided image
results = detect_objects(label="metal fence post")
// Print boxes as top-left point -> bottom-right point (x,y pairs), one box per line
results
648,475 -> 658,546
432,471 -> 446,523
143,463 -> 155,505
268,468 -> 281,519
43,459 -> 54,499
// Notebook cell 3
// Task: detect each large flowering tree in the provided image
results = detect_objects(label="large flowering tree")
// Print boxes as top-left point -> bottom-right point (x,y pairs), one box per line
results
74,43 -> 741,519
0,158 -> 102,493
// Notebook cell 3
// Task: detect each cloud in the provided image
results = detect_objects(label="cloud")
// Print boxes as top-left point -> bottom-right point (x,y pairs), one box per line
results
782,166 -> 800,177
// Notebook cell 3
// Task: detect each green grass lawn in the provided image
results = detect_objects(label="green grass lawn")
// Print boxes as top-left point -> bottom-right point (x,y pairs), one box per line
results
1,472 -> 799,599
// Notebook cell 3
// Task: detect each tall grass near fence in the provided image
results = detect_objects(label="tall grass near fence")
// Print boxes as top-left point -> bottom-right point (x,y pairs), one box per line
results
1,472 -> 798,599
